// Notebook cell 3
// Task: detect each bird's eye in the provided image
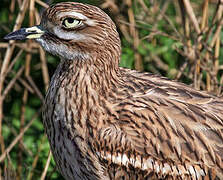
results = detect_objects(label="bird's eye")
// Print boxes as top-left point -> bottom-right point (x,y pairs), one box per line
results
62,18 -> 82,28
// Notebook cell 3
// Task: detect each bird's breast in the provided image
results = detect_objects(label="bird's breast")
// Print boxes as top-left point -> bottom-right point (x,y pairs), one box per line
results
43,78 -> 106,179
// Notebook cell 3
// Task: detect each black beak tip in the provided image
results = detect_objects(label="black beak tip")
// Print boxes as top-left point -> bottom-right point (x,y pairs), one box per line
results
4,28 -> 27,41
3,34 -> 12,40
4,34 -> 25,41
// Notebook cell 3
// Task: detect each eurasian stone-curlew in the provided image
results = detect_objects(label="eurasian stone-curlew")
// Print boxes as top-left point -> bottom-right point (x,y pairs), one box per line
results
4,2 -> 223,180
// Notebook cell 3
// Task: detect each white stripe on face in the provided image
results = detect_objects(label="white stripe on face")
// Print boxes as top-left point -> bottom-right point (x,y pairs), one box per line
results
53,26 -> 86,40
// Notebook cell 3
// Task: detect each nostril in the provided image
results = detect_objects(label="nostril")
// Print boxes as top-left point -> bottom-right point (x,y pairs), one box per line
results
27,30 -> 36,33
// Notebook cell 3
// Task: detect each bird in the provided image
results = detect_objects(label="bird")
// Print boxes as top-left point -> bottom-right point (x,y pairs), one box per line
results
4,2 -> 223,180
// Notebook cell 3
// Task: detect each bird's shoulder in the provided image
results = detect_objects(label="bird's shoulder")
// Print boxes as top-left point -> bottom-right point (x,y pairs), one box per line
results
119,67 -> 220,104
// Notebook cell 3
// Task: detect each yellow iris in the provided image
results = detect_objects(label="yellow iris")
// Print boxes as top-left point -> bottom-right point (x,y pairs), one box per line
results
63,18 -> 82,28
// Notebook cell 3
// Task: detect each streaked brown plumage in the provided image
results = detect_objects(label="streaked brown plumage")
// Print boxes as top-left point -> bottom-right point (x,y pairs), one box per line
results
4,2 -> 223,180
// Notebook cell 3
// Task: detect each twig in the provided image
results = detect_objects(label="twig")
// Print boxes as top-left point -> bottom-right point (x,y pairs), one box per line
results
17,76 -> 35,94
27,136 -> 46,180
40,150 -> 52,180
0,0 -> 29,155
35,0 -> 49,8
26,75 -> 44,102
2,66 -> 24,100
5,49 -> 23,76
126,0 -> 143,70
3,117 -> 33,156
0,110 -> 39,163
182,0 -> 201,34
39,46 -> 50,91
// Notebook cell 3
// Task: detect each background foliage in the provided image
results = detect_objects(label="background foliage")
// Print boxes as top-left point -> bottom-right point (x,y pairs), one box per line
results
0,0 -> 223,179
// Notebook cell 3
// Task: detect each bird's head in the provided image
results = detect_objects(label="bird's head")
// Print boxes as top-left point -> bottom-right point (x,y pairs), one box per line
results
4,2 -> 121,62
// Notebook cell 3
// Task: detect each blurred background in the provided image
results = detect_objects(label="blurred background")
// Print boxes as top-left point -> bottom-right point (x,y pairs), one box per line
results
0,0 -> 223,179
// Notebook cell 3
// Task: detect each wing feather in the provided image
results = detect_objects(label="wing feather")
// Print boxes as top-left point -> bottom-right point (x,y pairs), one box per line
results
93,70 -> 223,179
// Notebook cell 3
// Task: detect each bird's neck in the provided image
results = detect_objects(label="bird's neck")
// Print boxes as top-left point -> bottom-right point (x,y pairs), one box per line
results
56,54 -> 122,102
50,55 -> 121,138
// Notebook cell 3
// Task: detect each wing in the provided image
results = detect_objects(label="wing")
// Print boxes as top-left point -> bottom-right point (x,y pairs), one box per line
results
94,71 -> 223,179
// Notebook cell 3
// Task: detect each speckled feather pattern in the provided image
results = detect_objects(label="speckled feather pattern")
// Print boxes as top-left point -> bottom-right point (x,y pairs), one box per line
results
40,2 -> 223,180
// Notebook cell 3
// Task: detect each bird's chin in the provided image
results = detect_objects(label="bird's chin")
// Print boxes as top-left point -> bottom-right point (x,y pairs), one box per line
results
36,38 -> 89,60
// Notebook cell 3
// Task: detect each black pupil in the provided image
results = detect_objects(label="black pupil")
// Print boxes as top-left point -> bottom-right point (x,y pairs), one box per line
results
67,18 -> 74,23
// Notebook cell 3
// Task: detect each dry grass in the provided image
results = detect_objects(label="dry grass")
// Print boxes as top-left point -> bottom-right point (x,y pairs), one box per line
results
103,0 -> 223,93
0,0 -> 222,179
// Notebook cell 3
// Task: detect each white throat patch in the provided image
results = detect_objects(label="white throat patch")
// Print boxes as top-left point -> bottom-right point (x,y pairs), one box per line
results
36,38 -> 89,60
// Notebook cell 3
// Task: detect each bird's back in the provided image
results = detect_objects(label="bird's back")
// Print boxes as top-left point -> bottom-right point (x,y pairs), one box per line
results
97,68 -> 223,179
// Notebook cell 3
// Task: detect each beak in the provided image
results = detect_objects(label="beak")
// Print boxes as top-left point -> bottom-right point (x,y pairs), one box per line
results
4,26 -> 45,40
